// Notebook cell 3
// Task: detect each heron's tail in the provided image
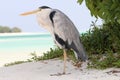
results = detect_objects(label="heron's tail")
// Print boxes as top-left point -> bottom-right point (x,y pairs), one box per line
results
72,42 -> 88,61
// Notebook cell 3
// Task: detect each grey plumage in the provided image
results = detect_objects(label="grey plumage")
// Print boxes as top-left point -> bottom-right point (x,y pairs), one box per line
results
53,10 -> 87,61
36,6 -> 87,61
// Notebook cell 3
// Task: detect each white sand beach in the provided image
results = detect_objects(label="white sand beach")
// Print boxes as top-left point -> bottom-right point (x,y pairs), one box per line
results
0,59 -> 120,80
0,48 -> 48,67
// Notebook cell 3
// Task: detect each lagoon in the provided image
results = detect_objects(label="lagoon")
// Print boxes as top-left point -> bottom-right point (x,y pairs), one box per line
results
0,33 -> 54,66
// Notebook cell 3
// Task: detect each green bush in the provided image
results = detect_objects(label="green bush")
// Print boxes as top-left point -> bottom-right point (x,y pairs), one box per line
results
78,0 -> 120,24
29,48 -> 76,61
29,48 -> 63,61
81,22 -> 120,69
4,61 -> 27,67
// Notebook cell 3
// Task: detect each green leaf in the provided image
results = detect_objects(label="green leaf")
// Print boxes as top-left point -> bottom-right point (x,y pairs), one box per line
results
117,19 -> 120,24
77,0 -> 83,4
80,0 -> 120,23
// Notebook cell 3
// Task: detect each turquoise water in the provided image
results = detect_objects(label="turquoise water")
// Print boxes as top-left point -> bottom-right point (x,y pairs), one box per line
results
0,33 -> 54,50
0,33 -> 55,66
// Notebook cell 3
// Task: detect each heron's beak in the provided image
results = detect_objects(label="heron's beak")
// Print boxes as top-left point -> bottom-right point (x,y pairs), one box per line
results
20,9 -> 40,16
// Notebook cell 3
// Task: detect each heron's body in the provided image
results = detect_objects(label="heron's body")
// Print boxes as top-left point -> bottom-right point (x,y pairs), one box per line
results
21,6 -> 87,74
37,8 -> 87,61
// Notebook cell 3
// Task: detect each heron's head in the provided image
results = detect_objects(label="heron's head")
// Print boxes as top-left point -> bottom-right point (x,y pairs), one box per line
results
20,6 -> 51,16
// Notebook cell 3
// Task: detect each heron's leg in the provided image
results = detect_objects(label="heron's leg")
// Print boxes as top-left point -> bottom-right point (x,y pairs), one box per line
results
63,49 -> 67,74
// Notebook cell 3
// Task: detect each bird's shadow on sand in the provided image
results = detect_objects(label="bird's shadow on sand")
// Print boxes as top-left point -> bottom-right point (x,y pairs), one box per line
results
50,72 -> 71,76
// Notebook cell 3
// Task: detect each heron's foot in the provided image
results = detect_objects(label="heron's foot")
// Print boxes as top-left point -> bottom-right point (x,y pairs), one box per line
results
73,61 -> 82,68
50,72 -> 71,76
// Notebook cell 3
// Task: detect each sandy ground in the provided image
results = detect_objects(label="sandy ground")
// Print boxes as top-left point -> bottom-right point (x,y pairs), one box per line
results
0,59 -> 120,80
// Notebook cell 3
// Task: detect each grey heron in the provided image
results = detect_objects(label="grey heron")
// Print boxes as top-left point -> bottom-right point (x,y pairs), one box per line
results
21,6 -> 87,74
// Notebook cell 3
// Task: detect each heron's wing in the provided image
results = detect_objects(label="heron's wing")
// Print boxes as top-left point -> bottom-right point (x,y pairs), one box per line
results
52,10 -> 79,47
52,10 -> 87,61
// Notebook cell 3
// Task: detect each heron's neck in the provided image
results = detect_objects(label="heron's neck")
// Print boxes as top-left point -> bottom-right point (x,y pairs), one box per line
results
36,9 -> 53,33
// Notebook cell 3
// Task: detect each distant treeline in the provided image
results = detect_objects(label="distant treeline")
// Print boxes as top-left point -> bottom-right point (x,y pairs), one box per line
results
0,26 -> 21,33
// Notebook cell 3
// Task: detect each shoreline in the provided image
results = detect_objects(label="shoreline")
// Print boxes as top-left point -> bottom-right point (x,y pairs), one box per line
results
0,32 -> 50,36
